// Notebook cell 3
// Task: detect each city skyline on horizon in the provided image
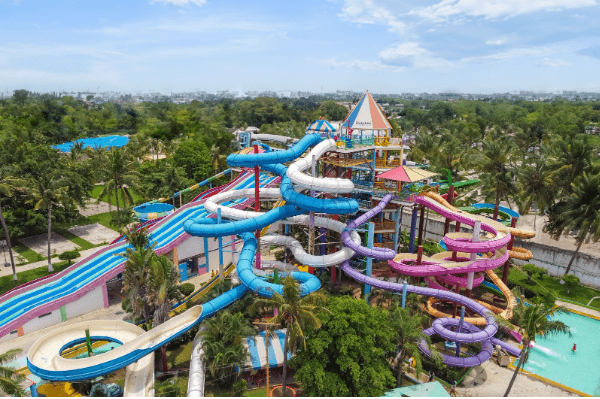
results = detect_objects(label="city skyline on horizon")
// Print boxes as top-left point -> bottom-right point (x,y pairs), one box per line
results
2,0 -> 600,95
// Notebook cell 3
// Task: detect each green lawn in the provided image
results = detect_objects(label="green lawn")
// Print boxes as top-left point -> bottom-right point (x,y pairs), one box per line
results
0,260 -> 72,295
506,266 -> 600,311
12,242 -> 44,264
89,185 -> 145,207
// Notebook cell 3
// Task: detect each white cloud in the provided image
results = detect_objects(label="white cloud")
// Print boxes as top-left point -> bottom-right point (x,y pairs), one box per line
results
150,0 -> 206,6
537,58 -> 571,67
412,0 -> 597,22
338,0 -> 408,34
322,57 -> 403,72
485,36 -> 509,45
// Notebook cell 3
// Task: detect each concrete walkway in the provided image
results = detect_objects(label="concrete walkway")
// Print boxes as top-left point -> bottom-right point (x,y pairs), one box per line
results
78,200 -> 114,217
0,246 -> 109,278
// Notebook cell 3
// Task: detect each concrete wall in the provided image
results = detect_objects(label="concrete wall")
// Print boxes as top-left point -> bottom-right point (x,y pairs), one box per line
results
0,285 -> 107,344
513,240 -> 600,289
396,209 -> 600,289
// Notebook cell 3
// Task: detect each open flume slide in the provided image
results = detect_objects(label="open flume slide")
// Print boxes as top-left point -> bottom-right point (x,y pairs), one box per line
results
27,284 -> 250,382
0,171 -> 278,340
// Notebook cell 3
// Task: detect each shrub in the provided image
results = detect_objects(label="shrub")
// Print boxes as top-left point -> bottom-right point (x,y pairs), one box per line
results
178,282 -> 195,297
232,379 -> 247,397
562,275 -> 581,295
522,264 -> 546,281
58,250 -> 80,265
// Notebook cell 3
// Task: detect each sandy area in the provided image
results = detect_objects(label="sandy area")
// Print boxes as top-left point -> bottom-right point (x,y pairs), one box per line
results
77,200 -> 113,217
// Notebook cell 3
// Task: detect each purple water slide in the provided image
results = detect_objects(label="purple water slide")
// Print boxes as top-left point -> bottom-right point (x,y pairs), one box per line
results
415,196 -> 512,253
434,273 -> 485,288
341,193 -> 396,260
341,261 -> 521,365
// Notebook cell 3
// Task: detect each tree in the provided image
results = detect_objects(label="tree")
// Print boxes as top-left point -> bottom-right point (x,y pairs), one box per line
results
0,170 -> 26,280
504,289 -> 571,397
251,277 -> 328,396
147,254 -> 183,371
544,172 -> 600,276
562,275 -> 580,295
172,140 -> 212,182
517,156 -> 554,229
29,172 -> 71,272
198,311 -> 255,388
389,307 -> 437,387
0,349 -> 26,397
548,135 -> 594,195
475,134 -> 516,219
291,296 -> 396,397
99,147 -> 138,230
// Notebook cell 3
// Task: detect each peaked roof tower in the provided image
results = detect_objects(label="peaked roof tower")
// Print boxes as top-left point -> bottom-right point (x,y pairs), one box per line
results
341,90 -> 392,131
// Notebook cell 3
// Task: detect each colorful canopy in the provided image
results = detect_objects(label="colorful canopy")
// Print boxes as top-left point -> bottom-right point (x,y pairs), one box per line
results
307,118 -> 336,133
377,165 -> 439,183
243,329 -> 291,370
341,91 -> 392,131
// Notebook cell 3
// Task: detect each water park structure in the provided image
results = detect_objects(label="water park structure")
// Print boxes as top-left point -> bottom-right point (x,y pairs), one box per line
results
1,91 -> 557,396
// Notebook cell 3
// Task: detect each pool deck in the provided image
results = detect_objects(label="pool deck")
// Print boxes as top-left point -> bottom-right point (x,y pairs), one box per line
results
556,300 -> 600,320
457,362 -> 579,397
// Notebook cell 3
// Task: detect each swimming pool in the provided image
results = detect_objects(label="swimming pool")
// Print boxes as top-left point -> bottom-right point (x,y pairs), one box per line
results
514,311 -> 600,396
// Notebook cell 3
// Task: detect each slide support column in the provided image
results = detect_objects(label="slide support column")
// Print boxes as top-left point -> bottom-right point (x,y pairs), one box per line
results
364,222 -> 375,302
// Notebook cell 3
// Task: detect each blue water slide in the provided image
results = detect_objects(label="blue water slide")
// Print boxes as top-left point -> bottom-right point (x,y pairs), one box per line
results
183,204 -> 303,237
236,232 -> 321,298
226,133 -> 322,167
471,203 -> 520,220
27,284 -> 250,381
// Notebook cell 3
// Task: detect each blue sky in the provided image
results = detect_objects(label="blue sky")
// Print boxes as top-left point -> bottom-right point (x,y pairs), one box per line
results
1,0 -> 600,94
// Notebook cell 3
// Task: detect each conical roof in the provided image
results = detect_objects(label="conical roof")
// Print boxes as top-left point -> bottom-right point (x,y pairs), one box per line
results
307,118 -> 337,133
342,91 -> 392,130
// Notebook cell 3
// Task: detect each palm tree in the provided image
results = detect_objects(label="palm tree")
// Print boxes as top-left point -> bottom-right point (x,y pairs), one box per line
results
29,172 -> 71,272
504,289 -> 571,397
548,135 -> 594,195
251,277 -> 328,396
150,138 -> 162,161
121,243 -> 156,324
0,170 -> 26,280
147,254 -> 183,372
475,135 -> 516,219
198,311 -> 256,388
99,147 -> 138,230
544,172 -> 600,276
517,157 -> 555,229
389,307 -> 437,387
0,349 -> 26,397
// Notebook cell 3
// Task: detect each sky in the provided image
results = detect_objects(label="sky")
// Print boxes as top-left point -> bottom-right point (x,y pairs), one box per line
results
1,0 -> 600,95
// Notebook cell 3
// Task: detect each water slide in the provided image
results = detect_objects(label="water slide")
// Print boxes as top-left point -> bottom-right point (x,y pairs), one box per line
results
338,196 -> 522,366
27,285 -> 250,382
0,171 -> 279,339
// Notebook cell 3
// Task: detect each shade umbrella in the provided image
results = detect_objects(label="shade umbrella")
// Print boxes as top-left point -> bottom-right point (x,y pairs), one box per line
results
378,165 -> 439,183
306,117 -> 337,138
377,165 -> 439,192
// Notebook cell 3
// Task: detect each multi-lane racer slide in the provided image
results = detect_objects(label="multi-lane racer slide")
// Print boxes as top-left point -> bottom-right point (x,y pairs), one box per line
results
0,170 -> 279,340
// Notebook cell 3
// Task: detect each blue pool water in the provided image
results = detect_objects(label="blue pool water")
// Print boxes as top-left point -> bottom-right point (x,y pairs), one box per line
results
514,311 -> 600,396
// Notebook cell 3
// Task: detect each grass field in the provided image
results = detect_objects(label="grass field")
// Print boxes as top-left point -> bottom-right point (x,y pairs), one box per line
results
12,242 -> 44,264
0,260 -> 72,295
89,185 -> 145,207
507,266 -> 600,310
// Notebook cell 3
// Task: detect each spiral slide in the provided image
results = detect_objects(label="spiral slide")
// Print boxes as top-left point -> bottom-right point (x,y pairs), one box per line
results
338,195 -> 522,366
0,171 -> 278,340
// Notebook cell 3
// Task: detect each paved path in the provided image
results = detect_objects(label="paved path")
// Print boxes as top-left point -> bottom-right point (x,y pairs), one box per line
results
556,299 -> 600,318
0,246 -> 109,278
17,232 -> 79,257
78,200 -> 114,217
457,361 -> 577,397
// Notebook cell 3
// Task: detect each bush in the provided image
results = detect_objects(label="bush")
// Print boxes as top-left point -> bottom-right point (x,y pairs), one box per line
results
562,275 -> 581,295
58,250 -> 80,265
522,264 -> 546,281
232,379 -> 247,397
178,282 -> 195,297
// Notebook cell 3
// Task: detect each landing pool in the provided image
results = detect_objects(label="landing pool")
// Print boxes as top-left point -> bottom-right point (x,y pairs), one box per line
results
515,311 -> 600,396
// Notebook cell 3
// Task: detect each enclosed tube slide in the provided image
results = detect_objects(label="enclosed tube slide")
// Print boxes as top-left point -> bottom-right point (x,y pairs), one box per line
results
187,327 -> 207,397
